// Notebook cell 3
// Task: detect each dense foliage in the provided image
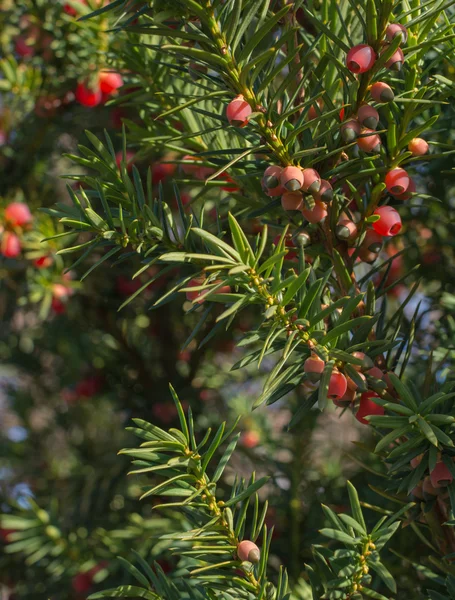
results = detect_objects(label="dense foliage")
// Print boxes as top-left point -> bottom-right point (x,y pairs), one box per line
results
1,1 -> 455,599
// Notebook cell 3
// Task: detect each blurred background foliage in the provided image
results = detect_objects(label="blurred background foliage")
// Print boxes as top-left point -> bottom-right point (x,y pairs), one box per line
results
0,1 -> 454,599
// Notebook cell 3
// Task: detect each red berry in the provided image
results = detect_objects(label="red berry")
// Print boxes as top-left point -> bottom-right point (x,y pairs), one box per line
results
346,44 -> 376,74
302,168 -> 321,193
336,219 -> 357,241
34,255 -> 53,268
226,95 -> 252,127
75,82 -> 102,107
241,430 -> 260,449
280,166 -> 304,192
357,128 -> 381,153
237,540 -> 260,563
301,200 -> 327,224
1,232 -> 21,258
115,150 -> 135,171
328,370 -> 347,400
385,23 -> 408,44
408,138 -> 429,156
430,462 -> 453,488
281,191 -> 303,211
308,99 -> 323,120
152,162 -> 176,184
341,119 -> 361,143
15,36 -> 35,58
385,168 -> 410,195
185,277 -> 206,304
304,354 -> 325,382
219,173 -> 239,192
357,104 -> 379,129
4,202 -> 33,227
370,81 -> 394,103
372,206 -> 402,236
64,0 -> 87,16
355,391 -> 384,424
394,178 -> 416,201
313,179 -> 333,203
99,70 -> 123,94
384,46 -> 405,71
262,166 -> 283,196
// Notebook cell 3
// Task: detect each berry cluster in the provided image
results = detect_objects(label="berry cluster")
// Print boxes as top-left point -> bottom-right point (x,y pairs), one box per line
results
262,165 -> 331,224
0,202 -> 33,258
303,351 -> 387,424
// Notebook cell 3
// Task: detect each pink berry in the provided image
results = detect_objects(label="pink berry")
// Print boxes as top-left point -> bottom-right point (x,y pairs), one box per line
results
357,104 -> 379,130
328,370 -> 347,400
341,119 -> 361,143
281,191 -> 303,211
410,454 -> 423,469
408,138 -> 429,156
237,540 -> 260,563
411,483 -> 424,500
262,166 -> 283,196
372,206 -> 402,236
385,168 -> 410,195
333,386 -> 356,407
394,178 -> 416,201
304,354 -> 325,382
422,476 -> 438,498
1,232 -> 21,258
241,430 -> 260,449
355,391 -> 384,425
357,128 -> 381,153
430,462 -> 453,488
346,44 -> 376,74
347,372 -> 366,392
181,155 -> 200,176
385,23 -> 408,44
99,70 -> 123,94
336,219 -> 357,241
362,229 -> 384,253
367,366 -> 384,380
280,166 -> 304,192
313,179 -> 333,203
370,81 -> 394,103
4,202 -> 33,227
302,168 -> 321,194
75,82 -> 102,107
226,95 -> 252,127
301,200 -> 327,224
384,46 -> 405,71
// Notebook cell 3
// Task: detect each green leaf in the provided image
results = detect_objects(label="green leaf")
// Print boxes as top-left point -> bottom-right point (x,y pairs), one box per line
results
89,586 -> 159,599
224,477 -> 270,507
213,434 -> 240,483
168,384 -> 190,445
347,482 -> 366,532
319,529 -> 360,546
368,560 -> 397,594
